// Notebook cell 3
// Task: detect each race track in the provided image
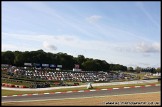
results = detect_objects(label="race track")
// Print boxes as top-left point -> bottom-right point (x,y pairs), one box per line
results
2,86 -> 160,103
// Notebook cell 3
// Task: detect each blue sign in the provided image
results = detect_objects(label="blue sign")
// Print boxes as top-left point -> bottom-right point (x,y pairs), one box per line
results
57,65 -> 62,68
50,64 -> 56,68
42,64 -> 49,67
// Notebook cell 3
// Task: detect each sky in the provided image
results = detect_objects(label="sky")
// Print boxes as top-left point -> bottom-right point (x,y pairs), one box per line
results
2,1 -> 161,69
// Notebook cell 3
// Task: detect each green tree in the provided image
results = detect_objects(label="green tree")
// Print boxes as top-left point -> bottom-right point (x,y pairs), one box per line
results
156,67 -> 161,73
135,66 -> 141,73
77,55 -> 85,64
82,59 -> 96,71
76,55 -> 85,69
1,51 -> 15,65
1,49 -> 127,71
127,67 -> 133,71
14,52 -> 24,66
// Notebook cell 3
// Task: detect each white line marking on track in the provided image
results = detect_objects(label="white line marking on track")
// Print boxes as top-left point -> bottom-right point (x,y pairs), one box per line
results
2,96 -> 7,97
78,90 -> 84,92
66,91 -> 73,93
145,85 -> 151,87
55,92 -> 61,94
113,88 -> 119,89
89,90 -> 96,91
135,86 -> 141,88
2,91 -> 160,103
44,93 -> 50,94
32,94 -> 38,95
124,87 -> 130,88
155,84 -> 160,86
2,84 -> 159,98
22,94 -> 28,96
101,89 -> 107,90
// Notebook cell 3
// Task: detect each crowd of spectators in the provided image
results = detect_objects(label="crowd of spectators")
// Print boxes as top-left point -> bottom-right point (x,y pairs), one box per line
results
5,66 -> 138,82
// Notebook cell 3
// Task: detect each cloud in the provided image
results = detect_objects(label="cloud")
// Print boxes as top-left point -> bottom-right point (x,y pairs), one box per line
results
25,2 -> 101,39
2,32 -> 160,69
136,2 -> 159,28
142,53 -> 151,57
135,41 -> 160,53
114,46 -> 133,53
86,15 -> 102,23
138,62 -> 150,66
2,32 -> 116,52
3,32 -> 160,54
43,41 -> 57,51
2,43 -> 38,52
63,37 -> 75,41
2,44 -> 19,51
112,41 -> 160,54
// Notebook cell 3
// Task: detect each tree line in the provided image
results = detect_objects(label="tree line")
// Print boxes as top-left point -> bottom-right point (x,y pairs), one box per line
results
2,49 -> 127,71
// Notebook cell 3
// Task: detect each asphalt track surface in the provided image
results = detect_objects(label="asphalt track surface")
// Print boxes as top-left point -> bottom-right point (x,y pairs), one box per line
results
2,86 -> 160,103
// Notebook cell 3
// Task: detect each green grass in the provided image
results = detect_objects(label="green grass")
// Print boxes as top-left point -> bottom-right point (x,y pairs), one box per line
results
2,81 -> 160,96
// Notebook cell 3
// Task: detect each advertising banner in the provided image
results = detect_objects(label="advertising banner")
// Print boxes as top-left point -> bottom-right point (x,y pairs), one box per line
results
50,64 -> 56,68
33,63 -> 41,67
24,63 -> 32,66
57,65 -> 62,68
42,64 -> 49,67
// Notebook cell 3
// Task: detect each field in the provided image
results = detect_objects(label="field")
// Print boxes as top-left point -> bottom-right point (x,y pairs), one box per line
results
2,92 -> 160,106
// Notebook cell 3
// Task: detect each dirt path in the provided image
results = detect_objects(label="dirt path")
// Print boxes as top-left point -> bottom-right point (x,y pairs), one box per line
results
2,92 -> 160,106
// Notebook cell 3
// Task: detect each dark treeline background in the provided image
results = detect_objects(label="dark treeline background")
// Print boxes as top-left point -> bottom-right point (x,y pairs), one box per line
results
1,49 -> 127,71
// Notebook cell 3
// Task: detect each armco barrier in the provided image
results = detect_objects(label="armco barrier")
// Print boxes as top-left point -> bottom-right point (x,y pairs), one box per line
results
11,84 -> 15,88
3,83 -> 8,87
2,83 -> 5,86
6,84 -> 10,87
8,84 -> 12,87
2,83 -> 27,88
15,85 -> 19,88
22,86 -> 26,88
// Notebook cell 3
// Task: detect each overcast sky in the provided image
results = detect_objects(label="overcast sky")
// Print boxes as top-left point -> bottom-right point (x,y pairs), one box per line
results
2,1 -> 160,68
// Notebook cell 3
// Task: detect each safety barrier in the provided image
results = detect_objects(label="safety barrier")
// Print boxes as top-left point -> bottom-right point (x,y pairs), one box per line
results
2,83 -> 27,88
